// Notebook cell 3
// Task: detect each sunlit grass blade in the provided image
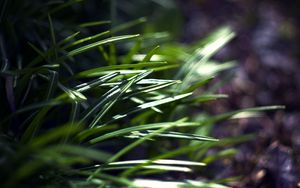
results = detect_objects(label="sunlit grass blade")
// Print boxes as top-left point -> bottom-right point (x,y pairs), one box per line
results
63,31 -> 110,49
88,79 -> 136,128
213,105 -> 285,122
104,92 -> 193,125
88,124 -> 174,180
133,130 -> 219,142
182,76 -> 214,93
108,159 -> 205,166
193,26 -> 235,57
124,80 -> 180,99
86,121 -> 200,144
196,61 -> 236,77
76,61 -> 167,78
90,71 -> 153,127
60,84 -> 87,102
67,34 -> 140,57
79,85 -> 121,123
176,27 -> 235,92
132,179 -> 231,188
79,171 -> 138,187
75,72 -> 120,92
181,180 -> 232,188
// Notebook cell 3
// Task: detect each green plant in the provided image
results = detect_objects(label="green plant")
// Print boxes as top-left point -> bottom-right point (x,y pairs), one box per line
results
0,1 -> 284,187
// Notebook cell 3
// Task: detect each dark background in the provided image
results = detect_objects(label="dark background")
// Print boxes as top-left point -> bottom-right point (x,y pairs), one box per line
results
177,0 -> 300,187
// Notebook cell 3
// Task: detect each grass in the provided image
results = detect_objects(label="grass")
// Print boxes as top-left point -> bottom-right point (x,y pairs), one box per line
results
0,1 -> 284,187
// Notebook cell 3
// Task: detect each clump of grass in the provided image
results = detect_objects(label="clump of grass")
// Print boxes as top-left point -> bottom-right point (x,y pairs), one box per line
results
0,1 -> 284,187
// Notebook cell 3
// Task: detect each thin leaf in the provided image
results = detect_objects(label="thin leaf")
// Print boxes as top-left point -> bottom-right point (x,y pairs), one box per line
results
87,121 -> 200,144
108,159 -> 205,166
132,130 -> 219,142
67,34 -> 140,57
76,61 -> 167,78
79,20 -> 111,27
122,39 -> 142,64
63,31 -> 110,49
105,93 -> 193,125
142,45 -> 160,62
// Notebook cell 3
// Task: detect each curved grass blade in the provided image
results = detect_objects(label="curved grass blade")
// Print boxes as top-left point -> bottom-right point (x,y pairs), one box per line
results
63,31 -> 110,49
122,39 -> 142,64
131,130 -> 219,142
79,20 -> 111,28
75,72 -> 120,92
87,124 -> 173,180
142,45 -> 160,62
84,71 -> 152,128
58,31 -> 80,46
76,61 -> 167,78
111,17 -> 147,34
87,121 -> 200,144
88,79 -> 135,128
108,159 -> 205,166
104,92 -> 193,125
67,34 -> 140,57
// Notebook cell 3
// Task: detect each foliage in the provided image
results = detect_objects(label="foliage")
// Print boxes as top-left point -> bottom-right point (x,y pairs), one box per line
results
0,0 -> 283,187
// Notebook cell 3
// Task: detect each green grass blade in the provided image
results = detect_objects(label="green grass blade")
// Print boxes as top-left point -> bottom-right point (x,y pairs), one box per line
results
49,145 -> 111,162
46,70 -> 58,100
134,130 -> 219,142
87,122 -> 200,144
108,43 -> 117,65
103,92 -> 192,125
76,61 -> 167,78
142,45 -> 160,62
63,31 -> 110,49
75,72 -> 120,92
111,17 -> 147,34
79,20 -> 111,28
88,79 -> 135,128
20,107 -> 51,144
108,159 -> 205,166
122,39 -> 142,64
182,76 -> 214,93
58,31 -> 80,46
67,34 -> 140,57
29,123 -> 82,148
48,14 -> 58,59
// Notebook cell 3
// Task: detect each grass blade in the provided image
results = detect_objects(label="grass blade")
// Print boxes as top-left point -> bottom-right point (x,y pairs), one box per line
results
67,34 -> 140,57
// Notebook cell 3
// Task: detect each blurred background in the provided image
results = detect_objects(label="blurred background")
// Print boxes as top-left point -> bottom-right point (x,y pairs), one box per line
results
109,0 -> 300,187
